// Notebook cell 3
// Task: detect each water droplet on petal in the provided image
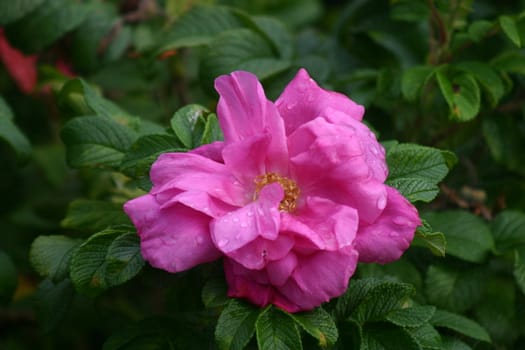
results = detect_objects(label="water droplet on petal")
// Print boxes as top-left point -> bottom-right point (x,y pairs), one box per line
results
235,234 -> 241,240
389,231 -> 400,238
240,222 -> 248,228
232,217 -> 240,223
196,236 -> 204,245
257,208 -> 265,215
247,210 -> 254,217
377,195 -> 387,210
218,239 -> 229,247
393,216 -> 408,226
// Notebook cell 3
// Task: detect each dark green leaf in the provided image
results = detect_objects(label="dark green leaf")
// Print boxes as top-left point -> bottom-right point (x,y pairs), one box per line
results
436,71 -> 480,121
413,220 -> 447,257
200,114 -> 224,145
386,143 -> 452,203
61,199 -> 131,232
401,65 -> 435,101
468,20 -> 493,42
424,265 -> 485,313
423,211 -> 493,263
170,104 -> 209,148
0,0 -> 46,25
490,210 -> 525,252
34,278 -> 75,333
61,115 -> 138,169
491,50 -> 525,75
0,99 -> 31,162
29,235 -> 82,282
69,227 -> 144,296
250,16 -> 293,60
514,246 -> 525,295
289,307 -> 338,348
0,251 -> 18,305
256,306 -> 302,350
334,278 -> 384,321
385,306 -> 435,328
431,309 -> 491,343
407,323 -> 442,349
483,115 -> 525,175
499,15 -> 521,47
202,277 -> 229,309
455,61 -> 505,106
215,299 -> 261,350
441,336 -> 472,350
360,322 -> 421,350
4,0 -> 89,53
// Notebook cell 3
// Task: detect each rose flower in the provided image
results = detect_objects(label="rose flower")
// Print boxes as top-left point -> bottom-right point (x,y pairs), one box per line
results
124,69 -> 421,312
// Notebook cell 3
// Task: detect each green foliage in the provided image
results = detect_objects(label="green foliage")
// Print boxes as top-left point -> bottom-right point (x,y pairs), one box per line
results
0,251 -> 18,305
0,97 -> 32,161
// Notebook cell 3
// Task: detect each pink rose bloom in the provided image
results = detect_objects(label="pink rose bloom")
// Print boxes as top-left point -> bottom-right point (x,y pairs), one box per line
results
124,69 -> 421,312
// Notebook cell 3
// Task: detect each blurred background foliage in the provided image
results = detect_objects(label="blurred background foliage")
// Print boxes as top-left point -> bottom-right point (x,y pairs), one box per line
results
1,0 -> 525,349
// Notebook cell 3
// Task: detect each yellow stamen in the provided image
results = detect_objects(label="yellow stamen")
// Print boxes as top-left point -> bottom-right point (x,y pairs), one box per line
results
254,172 -> 300,212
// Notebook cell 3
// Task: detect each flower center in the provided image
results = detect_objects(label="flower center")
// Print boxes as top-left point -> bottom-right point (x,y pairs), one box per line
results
254,172 -> 300,212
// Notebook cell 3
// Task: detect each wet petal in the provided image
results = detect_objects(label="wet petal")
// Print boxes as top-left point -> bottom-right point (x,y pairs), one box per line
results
266,252 -> 298,287
355,187 -> 421,264
190,141 -> 225,163
227,235 -> 295,270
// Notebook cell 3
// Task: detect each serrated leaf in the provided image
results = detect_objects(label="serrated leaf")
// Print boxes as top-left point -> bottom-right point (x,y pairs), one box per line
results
361,322 -> 421,350
436,71 -> 480,121
423,211 -> 493,263
413,220 -> 446,257
250,16 -> 293,60
34,278 -> 75,333
455,61 -> 504,106
514,246 -> 525,295
440,336 -> 472,350
431,309 -> 491,343
386,143 -> 451,203
385,306 -> 435,328
483,115 -> 525,175
0,0 -> 46,25
200,28 -> 291,89
120,134 -> 184,178
401,65 -> 435,101
334,278 -> 384,321
499,16 -> 521,47
256,306 -> 302,350
215,299 -> 261,350
491,210 -> 525,252
0,251 -> 18,305
0,99 -> 31,162
61,199 -> 131,232
69,227 -> 144,296
407,323 -> 441,349
289,307 -> 338,348
424,265 -> 485,313
4,0 -> 89,53
29,235 -> 82,282
61,115 -> 138,169
202,277 -> 228,309
170,104 -> 209,148
156,5 -> 244,53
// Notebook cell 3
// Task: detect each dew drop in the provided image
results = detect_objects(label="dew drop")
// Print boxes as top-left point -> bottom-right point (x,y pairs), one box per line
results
222,218 -> 229,223
393,216 -> 407,226
235,234 -> 241,240
240,222 -> 248,228
389,231 -> 400,238
247,210 -> 254,217
377,196 -> 387,210
232,217 -> 240,223
196,236 -> 204,245
257,208 -> 265,215
218,239 -> 229,247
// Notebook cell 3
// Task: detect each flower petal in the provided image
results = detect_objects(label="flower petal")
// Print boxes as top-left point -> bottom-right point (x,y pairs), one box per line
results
211,183 -> 283,254
355,187 -> 421,264
190,141 -> 225,163
279,247 -> 358,311
227,235 -> 295,270
276,68 -> 365,135
123,195 -> 221,272
161,190 -> 236,218
214,71 -> 288,171
266,252 -> 298,287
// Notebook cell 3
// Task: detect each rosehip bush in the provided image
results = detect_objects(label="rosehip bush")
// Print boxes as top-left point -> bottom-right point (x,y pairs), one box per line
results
1,1 -> 525,349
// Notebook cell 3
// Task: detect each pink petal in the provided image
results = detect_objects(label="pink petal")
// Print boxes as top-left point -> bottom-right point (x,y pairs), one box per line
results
266,252 -> 298,287
355,187 -> 421,264
190,141 -> 225,163
161,190 -> 236,218
150,152 -> 246,206
227,234 -> 295,270
123,195 -> 221,272
276,68 -> 365,135
281,196 -> 358,251
210,183 -> 283,254
279,247 -> 359,311
214,71 -> 288,172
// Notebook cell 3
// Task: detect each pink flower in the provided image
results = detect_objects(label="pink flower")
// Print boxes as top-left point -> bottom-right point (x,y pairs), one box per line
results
124,69 -> 421,312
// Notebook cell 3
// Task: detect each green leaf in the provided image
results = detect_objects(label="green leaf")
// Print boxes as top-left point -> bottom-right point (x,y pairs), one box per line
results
29,235 -> 82,282
401,65 -> 435,101
61,199 -> 131,232
170,104 -> 209,148
156,5 -> 244,53
423,211 -> 493,263
0,0 -> 46,25
491,50 -> 525,75
120,134 -> 184,178
499,16 -> 521,47
334,278 -> 384,321
34,278 -> 75,332
424,265 -> 485,313
289,307 -> 338,348
490,210 -> 525,252
412,219 -> 447,257
407,323 -> 442,349
4,0 -> 89,53
250,16 -> 293,60
0,251 -> 18,305
385,306 -> 436,328
441,336 -> 472,350
200,114 -> 224,145
386,143 -> 452,203
483,115 -> 525,175
455,61 -> 505,106
514,246 -> 525,295
468,20 -> 493,42
200,28 -> 291,89
360,322 -> 421,350
61,115 -> 138,169
436,71 -> 480,121
431,309 -> 491,343
256,306 -> 302,350
202,277 -> 229,309
0,98 -> 31,162
69,227 -> 144,296
215,299 -> 261,350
